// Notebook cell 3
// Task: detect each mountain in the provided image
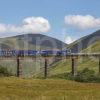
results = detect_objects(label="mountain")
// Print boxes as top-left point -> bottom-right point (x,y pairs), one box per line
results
0,34 -> 67,50
0,31 -> 100,78
0,33 -> 67,77
49,30 -> 100,78
68,30 -> 100,53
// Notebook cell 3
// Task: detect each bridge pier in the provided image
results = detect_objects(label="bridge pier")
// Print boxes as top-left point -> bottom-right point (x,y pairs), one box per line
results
44,58 -> 48,78
71,58 -> 77,76
99,56 -> 100,74
17,57 -> 22,77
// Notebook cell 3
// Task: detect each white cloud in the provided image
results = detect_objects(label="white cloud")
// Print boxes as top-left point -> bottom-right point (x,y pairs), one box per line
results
0,17 -> 50,34
22,17 -> 50,33
0,24 -> 7,32
65,15 -> 100,30
64,36 -> 74,44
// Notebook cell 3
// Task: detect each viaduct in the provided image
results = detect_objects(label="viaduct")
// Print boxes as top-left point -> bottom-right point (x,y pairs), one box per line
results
0,53 -> 99,78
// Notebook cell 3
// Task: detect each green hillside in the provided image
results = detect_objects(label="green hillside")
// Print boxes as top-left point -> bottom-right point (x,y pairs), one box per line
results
0,34 -> 67,50
0,31 -> 99,78
48,36 -> 100,78
48,58 -> 99,78
0,34 -> 67,78
82,40 -> 100,53
68,30 -> 100,53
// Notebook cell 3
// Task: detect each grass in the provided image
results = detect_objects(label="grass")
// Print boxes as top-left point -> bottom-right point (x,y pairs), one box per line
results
0,77 -> 100,100
0,58 -> 45,78
48,57 -> 99,78
0,35 -> 99,99
0,56 -> 99,78
0,40 -> 99,78
48,41 -> 100,78
82,40 -> 100,53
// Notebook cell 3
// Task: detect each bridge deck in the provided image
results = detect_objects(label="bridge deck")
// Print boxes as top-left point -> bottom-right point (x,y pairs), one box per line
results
0,53 -> 99,59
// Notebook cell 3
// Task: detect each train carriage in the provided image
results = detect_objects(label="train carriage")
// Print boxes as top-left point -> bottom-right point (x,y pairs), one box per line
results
0,49 -> 71,57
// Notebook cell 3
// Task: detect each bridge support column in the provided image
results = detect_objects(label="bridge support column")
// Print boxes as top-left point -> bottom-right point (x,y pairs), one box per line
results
17,57 -> 22,77
99,56 -> 100,74
44,58 -> 48,78
71,58 -> 77,76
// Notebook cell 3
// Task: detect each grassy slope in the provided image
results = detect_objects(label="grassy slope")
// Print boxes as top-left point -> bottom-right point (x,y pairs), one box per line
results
0,77 -> 100,100
82,40 -> 100,53
0,41 -> 99,78
49,41 -> 100,77
0,34 -> 67,50
0,37 -> 38,50
0,35 -> 100,78
0,36 -> 57,78
0,58 -> 46,78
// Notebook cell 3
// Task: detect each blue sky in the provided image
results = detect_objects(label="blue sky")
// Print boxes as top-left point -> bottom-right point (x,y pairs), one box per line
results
0,0 -> 100,43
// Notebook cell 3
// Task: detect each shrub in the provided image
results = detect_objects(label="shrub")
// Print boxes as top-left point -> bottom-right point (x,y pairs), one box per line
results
74,68 -> 96,82
0,65 -> 12,77
66,68 -> 100,83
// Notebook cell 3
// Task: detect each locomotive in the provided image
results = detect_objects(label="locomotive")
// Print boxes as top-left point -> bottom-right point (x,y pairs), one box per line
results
0,49 -> 71,57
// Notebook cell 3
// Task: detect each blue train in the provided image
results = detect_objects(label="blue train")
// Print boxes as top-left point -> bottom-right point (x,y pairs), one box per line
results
0,49 -> 71,57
